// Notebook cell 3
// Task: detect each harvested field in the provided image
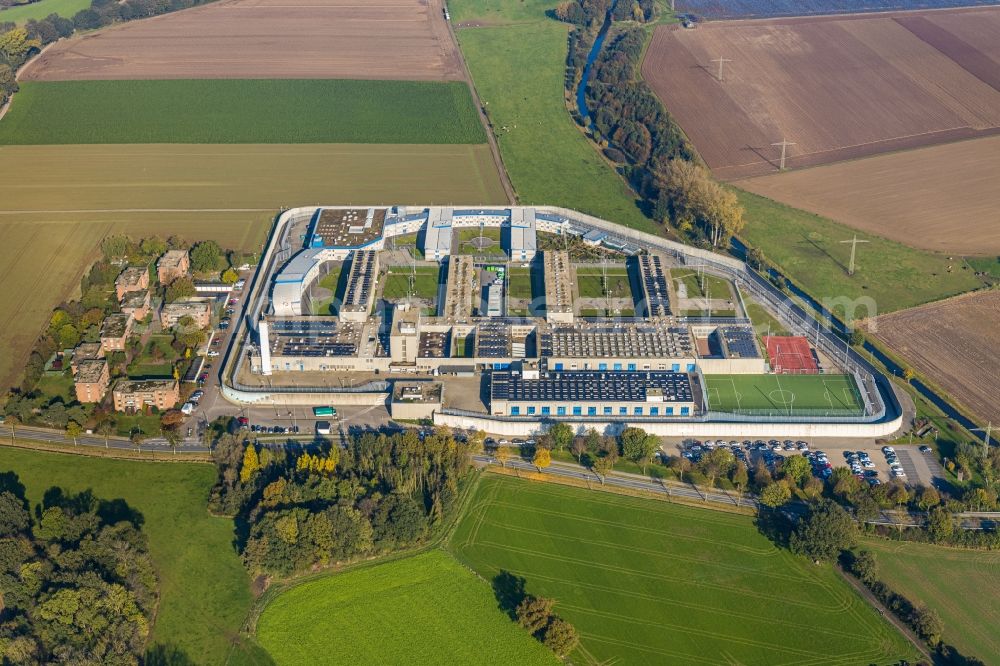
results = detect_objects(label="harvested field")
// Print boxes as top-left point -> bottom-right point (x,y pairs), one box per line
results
643,9 -> 1000,179
0,142 -> 505,390
675,0 -> 1000,20
865,290 -> 1000,425
21,0 -> 463,81
737,136 -> 1000,255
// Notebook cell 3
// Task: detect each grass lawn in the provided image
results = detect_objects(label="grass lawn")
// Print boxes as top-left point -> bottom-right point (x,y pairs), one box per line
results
672,270 -> 732,301
736,189 -> 983,318
507,266 -> 534,299
35,371 -> 75,402
744,299 -> 789,335
387,233 -> 425,260
127,362 -> 175,379
456,226 -> 506,256
382,266 -> 441,301
0,142 -> 504,391
0,80 -> 487,145
309,266 -> 343,315
863,539 -> 1000,664
453,2 -> 657,232
0,448 -> 250,664
255,550 -> 556,665
575,266 -> 631,299
704,373 -> 864,415
0,0 -> 89,22
449,475 -> 917,665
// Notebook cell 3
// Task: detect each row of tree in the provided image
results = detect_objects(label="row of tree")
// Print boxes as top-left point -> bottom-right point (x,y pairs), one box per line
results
208,428 -> 479,577
1,0 -> 219,105
0,478 -> 157,664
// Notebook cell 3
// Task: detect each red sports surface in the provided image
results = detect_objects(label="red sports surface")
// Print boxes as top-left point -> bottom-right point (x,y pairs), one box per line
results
764,336 -> 819,374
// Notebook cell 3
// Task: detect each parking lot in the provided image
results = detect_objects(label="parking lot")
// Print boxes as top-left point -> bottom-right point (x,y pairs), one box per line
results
672,438 -> 937,488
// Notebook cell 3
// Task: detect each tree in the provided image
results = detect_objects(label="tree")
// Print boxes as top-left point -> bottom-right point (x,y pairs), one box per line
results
620,427 -> 659,473
850,550 -> 878,584
591,455 -> 615,484
516,596 -> 554,636
140,236 -> 167,257
789,499 -> 857,562
699,446 -> 734,490
911,606 -> 943,646
221,267 -> 239,284
467,430 -> 487,454
902,367 -> 915,383
163,428 -> 181,455
97,420 -> 114,449
165,276 -> 196,303
190,241 -> 224,273
0,27 -> 41,60
780,455 -> 812,487
65,420 -> 82,446
7,413 -> 20,443
731,461 -> 749,505
533,447 -> 551,472
760,481 -> 791,508
542,617 -> 579,657
130,429 -> 147,452
571,436 -> 587,462
926,506 -> 954,542
240,444 -> 260,483
548,422 -> 573,451
494,444 -> 511,468
99,234 -> 132,262
849,328 -> 865,347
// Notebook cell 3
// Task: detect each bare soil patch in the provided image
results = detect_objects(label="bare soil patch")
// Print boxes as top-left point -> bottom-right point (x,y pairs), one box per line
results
866,290 -> 1000,426
737,135 -> 1000,255
22,0 -> 463,81
642,8 -> 1000,179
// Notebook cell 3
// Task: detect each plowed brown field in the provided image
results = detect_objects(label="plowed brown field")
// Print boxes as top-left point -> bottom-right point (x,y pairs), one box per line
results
642,8 -> 1000,179
21,0 -> 463,81
737,136 -> 1000,255
866,290 -> 1000,426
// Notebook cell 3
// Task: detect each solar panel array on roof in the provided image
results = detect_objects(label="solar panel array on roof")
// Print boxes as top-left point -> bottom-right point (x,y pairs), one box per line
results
342,250 -> 377,312
475,321 -> 511,358
272,320 -> 361,357
638,255 -> 671,317
418,331 -> 449,358
491,370 -> 693,403
720,326 -> 759,359
539,324 -> 692,358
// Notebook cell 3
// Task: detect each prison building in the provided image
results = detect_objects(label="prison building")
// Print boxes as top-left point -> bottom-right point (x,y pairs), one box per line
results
490,369 -> 696,418
718,326 -> 760,359
390,305 -> 421,365
638,254 -> 671,317
310,207 -> 386,250
508,207 -> 537,262
484,282 -> 503,317
115,266 -> 149,301
442,255 -> 474,320
339,250 -> 379,322
539,324 -> 694,370
422,208 -> 454,261
265,319 -> 364,372
475,321 -> 513,359
157,250 -> 190,285
543,251 -> 574,324
74,359 -> 109,404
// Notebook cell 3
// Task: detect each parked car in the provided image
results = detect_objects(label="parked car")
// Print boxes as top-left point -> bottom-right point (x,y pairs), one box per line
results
181,402 -> 194,415
919,445 -> 932,454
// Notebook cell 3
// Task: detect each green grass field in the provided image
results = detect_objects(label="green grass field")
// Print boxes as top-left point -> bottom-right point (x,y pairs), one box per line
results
0,142 -> 504,390
256,550 -> 556,665
382,266 -> 441,301
575,266 -> 631,299
672,270 -> 732,301
0,80 -> 487,145
704,373 -> 865,415
449,475 -> 917,665
309,267 -> 344,315
456,226 -> 506,256
863,540 -> 1000,664
0,0 -> 89,22
453,1 -> 657,232
745,300 -> 789,336
737,190 -> 983,318
0,448 -> 250,664
507,266 -> 534,299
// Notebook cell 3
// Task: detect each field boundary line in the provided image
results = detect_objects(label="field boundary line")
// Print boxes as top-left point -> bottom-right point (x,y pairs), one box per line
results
0,437 -> 212,463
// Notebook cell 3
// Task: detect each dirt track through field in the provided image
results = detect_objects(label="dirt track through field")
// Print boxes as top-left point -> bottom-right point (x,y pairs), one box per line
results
737,135 -> 1000,254
642,8 -> 1000,179
866,290 -> 1000,426
21,0 -> 464,81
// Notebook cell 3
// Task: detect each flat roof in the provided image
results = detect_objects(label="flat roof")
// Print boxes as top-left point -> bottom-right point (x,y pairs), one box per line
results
158,249 -> 188,269
101,313 -> 131,338
117,266 -> 147,287
491,370 -> 693,403
312,208 -> 386,248
114,378 -> 177,393
75,359 -> 107,384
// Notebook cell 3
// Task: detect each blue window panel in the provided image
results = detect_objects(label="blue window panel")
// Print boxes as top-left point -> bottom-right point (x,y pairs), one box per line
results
554,363 -> 564,371
603,407 -> 612,415
619,407 -> 627,415
557,406 -> 566,416
511,406 -> 520,415
681,406 -> 690,416
599,363 -> 608,371
588,407 -> 597,416
650,407 -> 659,416
687,363 -> 696,372
527,406 -> 536,415
634,407 -> 643,415
572,406 -> 582,416
628,363 -> 637,371
667,407 -> 674,415
541,406 -> 551,415
613,363 -> 622,371
671,363 -> 680,372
